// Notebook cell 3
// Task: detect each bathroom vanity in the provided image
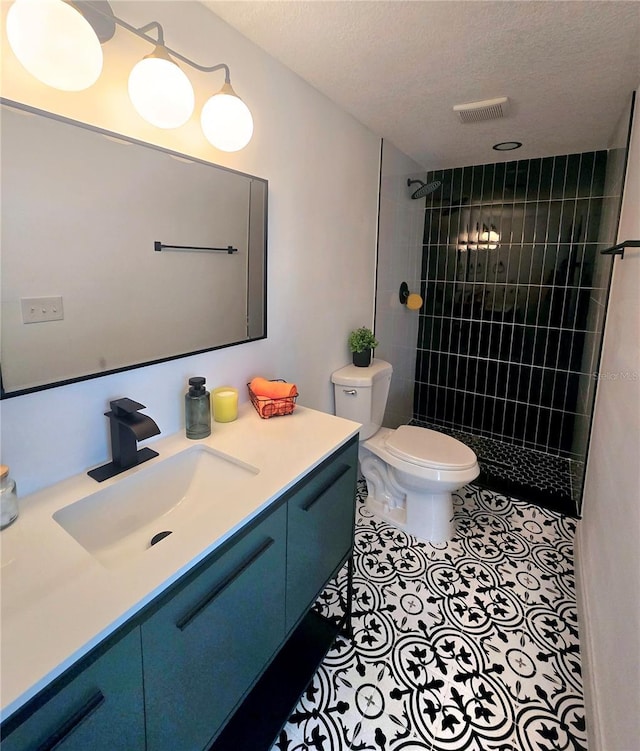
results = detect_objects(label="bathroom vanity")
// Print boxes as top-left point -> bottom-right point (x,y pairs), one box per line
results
0,404 -> 360,750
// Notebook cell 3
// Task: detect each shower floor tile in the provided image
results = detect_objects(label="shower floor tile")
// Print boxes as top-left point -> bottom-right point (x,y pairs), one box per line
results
410,420 -> 583,517
268,480 -> 586,751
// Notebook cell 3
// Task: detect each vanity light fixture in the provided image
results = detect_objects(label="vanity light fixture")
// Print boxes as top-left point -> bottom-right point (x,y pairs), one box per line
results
5,0 -> 254,152
201,81 -> 254,154
6,0 -> 104,91
127,36 -> 195,129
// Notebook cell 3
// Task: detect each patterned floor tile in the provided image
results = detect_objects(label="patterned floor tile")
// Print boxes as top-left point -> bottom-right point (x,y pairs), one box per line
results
426,677 -> 517,751
514,694 -> 587,751
270,479 -> 586,751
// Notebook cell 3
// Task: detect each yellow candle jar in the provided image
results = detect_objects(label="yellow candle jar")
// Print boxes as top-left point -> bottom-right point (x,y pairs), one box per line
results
212,386 -> 239,422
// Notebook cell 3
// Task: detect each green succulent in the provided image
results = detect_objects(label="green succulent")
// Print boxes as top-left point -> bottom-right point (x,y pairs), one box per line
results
348,327 -> 379,353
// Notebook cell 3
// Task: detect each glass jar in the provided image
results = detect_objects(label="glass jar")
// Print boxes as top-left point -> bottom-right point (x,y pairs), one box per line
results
0,465 -> 19,530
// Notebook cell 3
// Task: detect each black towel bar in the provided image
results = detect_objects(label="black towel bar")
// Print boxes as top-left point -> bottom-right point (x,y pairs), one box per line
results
600,240 -> 640,260
154,241 -> 238,254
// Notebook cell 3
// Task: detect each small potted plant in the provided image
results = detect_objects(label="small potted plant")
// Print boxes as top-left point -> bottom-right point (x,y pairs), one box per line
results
348,326 -> 379,367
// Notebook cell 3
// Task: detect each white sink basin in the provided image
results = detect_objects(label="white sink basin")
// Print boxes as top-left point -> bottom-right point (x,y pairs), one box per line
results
53,446 -> 259,569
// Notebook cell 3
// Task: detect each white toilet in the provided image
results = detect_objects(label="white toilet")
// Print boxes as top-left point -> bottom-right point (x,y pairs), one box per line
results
332,359 -> 480,542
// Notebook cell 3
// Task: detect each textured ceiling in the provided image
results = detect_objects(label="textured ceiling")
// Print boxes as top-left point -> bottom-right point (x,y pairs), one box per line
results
202,0 -> 640,170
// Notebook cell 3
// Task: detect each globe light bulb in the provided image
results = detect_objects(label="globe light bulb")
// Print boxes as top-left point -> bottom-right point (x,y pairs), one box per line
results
128,47 -> 195,129
6,0 -> 103,91
200,82 -> 253,152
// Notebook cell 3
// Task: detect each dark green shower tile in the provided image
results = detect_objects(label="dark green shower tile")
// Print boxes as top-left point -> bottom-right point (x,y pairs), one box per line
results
428,387 -> 446,423
570,289 -> 592,335
417,315 -> 434,351
492,360 -> 511,398
524,158 -> 542,201
423,245 -> 453,280
563,372 -> 581,412
430,351 -> 447,387
517,324 -> 538,365
424,209 -> 445,245
591,151 -> 608,196
562,153 -> 582,199
433,316 -> 454,352
460,166 -> 474,205
508,362 -> 530,401
417,313 -> 435,349
415,349 -> 427,381
450,319 -> 468,355
469,394 -> 489,430
503,160 -> 530,201
481,163 -> 497,198
550,154 -> 569,199
549,371 -> 570,411
472,357 -> 489,394
538,155 -> 555,199
492,161 -> 508,199
576,151 -> 596,197
553,329 -> 583,370
449,167 -> 464,206
470,164 -> 486,202
545,408 -> 566,451
584,198 -> 604,242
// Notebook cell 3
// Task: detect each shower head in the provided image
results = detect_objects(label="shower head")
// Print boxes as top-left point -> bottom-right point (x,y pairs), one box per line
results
407,178 -> 442,200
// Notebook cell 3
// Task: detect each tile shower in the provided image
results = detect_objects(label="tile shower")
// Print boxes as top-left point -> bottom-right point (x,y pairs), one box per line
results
413,152 -> 624,516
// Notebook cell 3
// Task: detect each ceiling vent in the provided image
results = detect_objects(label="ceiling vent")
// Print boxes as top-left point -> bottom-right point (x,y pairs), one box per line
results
453,97 -> 509,124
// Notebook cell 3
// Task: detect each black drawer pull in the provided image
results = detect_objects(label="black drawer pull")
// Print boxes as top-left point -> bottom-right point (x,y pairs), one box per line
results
301,463 -> 351,512
36,691 -> 105,751
176,537 -> 275,631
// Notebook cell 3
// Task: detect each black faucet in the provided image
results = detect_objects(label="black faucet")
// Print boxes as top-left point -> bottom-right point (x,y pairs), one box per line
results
88,398 -> 161,482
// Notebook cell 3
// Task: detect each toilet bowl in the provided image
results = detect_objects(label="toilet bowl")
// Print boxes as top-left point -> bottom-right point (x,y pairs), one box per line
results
332,359 -> 479,542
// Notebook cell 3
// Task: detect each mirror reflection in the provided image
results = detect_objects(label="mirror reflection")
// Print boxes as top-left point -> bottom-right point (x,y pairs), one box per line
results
0,100 -> 267,397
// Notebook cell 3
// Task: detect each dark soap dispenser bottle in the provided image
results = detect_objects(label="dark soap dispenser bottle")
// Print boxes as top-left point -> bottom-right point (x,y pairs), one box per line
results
185,377 -> 211,439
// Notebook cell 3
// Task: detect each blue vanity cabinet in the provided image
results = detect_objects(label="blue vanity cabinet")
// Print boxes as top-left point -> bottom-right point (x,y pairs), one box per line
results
0,629 -> 145,751
142,503 -> 287,751
1,434 -> 359,751
285,437 -> 358,632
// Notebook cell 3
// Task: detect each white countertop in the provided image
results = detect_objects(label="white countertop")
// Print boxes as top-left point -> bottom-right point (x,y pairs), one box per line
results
0,404 -> 360,721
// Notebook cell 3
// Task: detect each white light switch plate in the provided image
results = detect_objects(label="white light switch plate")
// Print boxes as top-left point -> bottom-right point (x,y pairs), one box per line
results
21,296 -> 64,324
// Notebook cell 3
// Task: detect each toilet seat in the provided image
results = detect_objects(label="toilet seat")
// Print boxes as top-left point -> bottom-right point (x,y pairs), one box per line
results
384,426 -> 477,471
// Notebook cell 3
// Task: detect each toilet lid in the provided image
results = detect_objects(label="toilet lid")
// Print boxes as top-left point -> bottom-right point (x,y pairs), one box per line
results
384,426 -> 477,470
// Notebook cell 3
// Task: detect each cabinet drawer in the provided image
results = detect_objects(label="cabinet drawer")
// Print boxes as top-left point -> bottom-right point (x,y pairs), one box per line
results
1,629 -> 144,751
286,438 -> 358,632
142,504 -> 287,751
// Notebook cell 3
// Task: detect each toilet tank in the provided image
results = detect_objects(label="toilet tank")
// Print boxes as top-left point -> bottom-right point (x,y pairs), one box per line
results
331,359 -> 393,440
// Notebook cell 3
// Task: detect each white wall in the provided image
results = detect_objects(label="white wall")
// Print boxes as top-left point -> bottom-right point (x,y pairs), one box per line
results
375,140 -> 424,427
576,88 -> 640,750
0,1 -> 380,496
